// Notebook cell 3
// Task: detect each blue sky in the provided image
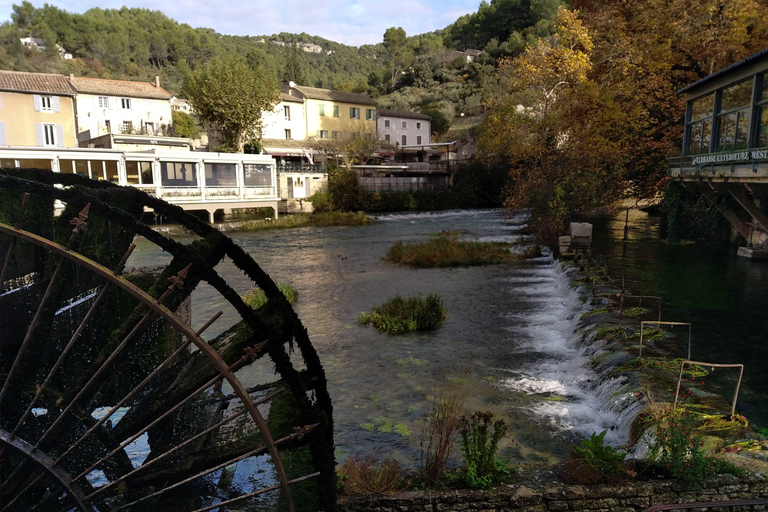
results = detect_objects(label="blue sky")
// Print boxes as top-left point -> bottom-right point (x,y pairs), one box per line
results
0,0 -> 481,46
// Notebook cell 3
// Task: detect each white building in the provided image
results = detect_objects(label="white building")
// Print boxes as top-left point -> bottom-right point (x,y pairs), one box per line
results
171,97 -> 193,115
70,75 -> 173,145
377,109 -> 431,147
261,93 -> 306,141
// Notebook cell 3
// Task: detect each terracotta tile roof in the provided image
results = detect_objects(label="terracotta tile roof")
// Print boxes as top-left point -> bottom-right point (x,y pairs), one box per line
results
70,76 -> 172,100
279,92 -> 304,103
378,109 -> 432,121
0,70 -> 75,95
289,85 -> 377,106
262,138 -> 316,149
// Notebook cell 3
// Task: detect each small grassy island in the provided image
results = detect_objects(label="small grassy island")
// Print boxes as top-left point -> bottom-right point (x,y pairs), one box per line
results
387,233 -> 539,268
359,294 -> 446,334
238,211 -> 373,231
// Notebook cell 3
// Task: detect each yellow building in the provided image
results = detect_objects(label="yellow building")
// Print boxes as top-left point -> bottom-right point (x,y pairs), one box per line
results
0,70 -> 77,148
284,84 -> 377,140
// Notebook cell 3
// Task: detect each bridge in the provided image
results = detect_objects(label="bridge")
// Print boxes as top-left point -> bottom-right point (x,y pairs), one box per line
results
0,147 -> 280,223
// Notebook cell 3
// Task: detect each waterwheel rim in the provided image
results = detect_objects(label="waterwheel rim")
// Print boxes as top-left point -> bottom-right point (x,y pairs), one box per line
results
0,169 -> 335,511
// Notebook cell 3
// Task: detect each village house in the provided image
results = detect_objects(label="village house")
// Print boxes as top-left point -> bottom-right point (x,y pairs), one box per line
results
70,75 -> 189,151
284,83 -> 377,141
377,109 -> 431,147
0,70 -> 78,149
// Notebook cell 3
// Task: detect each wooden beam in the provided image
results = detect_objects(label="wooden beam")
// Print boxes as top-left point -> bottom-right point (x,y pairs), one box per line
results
697,184 -> 752,239
725,184 -> 768,233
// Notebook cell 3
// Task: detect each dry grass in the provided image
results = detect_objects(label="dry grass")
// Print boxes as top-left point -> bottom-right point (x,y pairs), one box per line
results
337,452 -> 409,496
419,372 -> 470,488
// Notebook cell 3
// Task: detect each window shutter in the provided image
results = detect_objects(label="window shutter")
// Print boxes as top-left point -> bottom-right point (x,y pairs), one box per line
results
56,124 -> 64,147
52,96 -> 61,112
35,123 -> 44,146
0,121 -> 6,146
94,96 -> 100,108
350,107 -> 353,118
33,95 -> 42,111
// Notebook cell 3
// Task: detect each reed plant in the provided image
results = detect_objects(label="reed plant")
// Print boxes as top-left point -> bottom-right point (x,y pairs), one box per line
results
386,235 -> 520,268
242,282 -> 298,309
359,294 -> 446,334
458,411 -> 509,489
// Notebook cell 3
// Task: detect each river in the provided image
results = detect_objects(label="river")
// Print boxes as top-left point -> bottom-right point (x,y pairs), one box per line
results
126,208 -> 768,468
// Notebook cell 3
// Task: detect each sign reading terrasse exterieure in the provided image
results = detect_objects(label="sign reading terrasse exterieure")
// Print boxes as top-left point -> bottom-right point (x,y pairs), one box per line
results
692,149 -> 768,165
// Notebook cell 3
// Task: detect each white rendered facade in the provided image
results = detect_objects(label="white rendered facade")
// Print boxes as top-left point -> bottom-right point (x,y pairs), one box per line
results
377,110 -> 431,147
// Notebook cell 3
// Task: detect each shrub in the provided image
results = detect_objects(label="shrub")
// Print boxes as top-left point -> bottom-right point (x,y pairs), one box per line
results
650,410 -> 713,486
337,452 -> 408,496
564,430 -> 627,483
386,235 -> 518,268
359,294 -> 446,335
242,282 -> 298,309
458,411 -> 508,489
308,192 -> 334,213
419,374 -> 470,489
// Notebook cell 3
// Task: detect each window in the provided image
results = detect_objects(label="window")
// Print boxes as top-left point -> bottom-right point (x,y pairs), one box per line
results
42,124 -> 56,146
686,93 -> 714,155
105,120 -> 111,133
317,130 -> 328,139
161,161 -> 197,186
401,135 -> 407,145
384,119 -> 390,128
285,129 -> 292,140
243,163 -> 272,187
284,105 -> 291,120
417,122 -> 421,129
417,136 -> 422,145
333,105 -> 339,117
41,96 -> 53,111
122,121 -> 133,134
384,134 -> 390,142
126,161 -> 153,184
205,163 -> 238,186
121,98 -> 131,109
402,121 -> 407,128
758,73 -> 768,147
715,79 -> 753,151
366,108 -> 375,120
98,96 -> 109,108
350,107 -> 360,119
319,104 -> 325,116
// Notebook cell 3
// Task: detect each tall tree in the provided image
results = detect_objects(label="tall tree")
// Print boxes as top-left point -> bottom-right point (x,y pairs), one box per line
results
383,27 -> 412,90
479,8 -> 628,247
184,57 -> 279,152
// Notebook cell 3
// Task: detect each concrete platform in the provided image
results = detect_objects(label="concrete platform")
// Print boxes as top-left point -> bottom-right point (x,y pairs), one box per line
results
737,246 -> 768,259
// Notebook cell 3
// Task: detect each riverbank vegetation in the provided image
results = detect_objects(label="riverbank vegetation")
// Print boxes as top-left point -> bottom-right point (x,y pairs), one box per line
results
358,294 -> 445,334
238,211 -> 373,231
386,233 -> 537,268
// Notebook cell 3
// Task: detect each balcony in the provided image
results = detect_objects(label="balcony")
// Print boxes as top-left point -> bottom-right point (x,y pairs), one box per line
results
668,146 -> 768,182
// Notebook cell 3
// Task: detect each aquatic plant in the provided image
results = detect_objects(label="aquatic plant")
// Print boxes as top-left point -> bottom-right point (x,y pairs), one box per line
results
359,294 -> 446,334
242,282 -> 298,309
572,430 -> 626,476
386,235 -> 522,268
239,211 -> 373,231
458,411 -> 509,489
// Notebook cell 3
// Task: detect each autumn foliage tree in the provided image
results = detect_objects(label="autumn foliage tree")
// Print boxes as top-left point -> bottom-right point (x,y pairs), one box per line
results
183,57 -> 279,152
479,8 -> 628,248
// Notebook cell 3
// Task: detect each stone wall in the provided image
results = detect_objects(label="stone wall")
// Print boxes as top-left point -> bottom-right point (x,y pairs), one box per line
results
341,474 -> 768,511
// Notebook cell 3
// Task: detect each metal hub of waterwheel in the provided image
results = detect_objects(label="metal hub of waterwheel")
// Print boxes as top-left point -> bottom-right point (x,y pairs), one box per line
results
0,169 -> 335,511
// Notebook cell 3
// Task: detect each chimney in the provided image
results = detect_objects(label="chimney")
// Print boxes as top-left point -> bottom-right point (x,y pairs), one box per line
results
69,73 -> 75,80
154,75 -> 160,88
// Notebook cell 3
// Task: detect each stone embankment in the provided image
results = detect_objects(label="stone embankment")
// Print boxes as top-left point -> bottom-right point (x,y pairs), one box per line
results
342,473 -> 768,511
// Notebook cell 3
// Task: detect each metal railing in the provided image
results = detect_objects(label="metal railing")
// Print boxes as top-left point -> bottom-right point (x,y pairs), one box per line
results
639,320 -> 691,361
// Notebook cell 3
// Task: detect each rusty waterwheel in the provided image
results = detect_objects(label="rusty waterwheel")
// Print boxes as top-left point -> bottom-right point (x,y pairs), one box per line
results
0,169 -> 335,511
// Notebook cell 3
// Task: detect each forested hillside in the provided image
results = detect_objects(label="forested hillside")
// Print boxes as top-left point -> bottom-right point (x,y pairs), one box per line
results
0,1 -> 386,94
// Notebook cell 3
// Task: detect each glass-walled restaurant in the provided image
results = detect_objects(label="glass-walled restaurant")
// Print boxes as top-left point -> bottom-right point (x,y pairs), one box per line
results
0,148 -> 277,202
683,61 -> 768,156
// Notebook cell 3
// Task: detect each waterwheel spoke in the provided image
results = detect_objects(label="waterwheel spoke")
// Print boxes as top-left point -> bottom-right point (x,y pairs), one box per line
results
9,245 -> 136,440
54,310 -> 223,466
191,472 -> 321,512
110,424 -> 317,512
